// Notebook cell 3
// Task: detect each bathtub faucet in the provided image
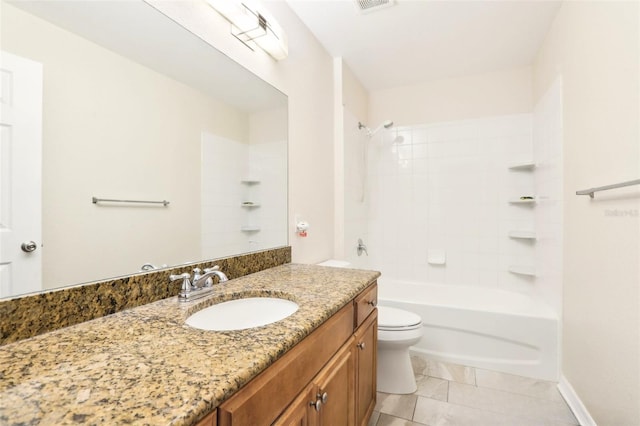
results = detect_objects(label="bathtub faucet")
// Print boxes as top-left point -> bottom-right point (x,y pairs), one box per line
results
357,238 -> 368,256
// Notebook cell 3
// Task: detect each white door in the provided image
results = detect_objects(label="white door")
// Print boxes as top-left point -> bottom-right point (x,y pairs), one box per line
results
0,51 -> 43,298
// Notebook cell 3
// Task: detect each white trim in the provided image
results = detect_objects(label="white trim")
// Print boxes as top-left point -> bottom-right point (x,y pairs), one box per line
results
558,375 -> 597,426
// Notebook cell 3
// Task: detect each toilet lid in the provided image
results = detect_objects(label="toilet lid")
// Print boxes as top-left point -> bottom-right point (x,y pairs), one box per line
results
378,306 -> 422,330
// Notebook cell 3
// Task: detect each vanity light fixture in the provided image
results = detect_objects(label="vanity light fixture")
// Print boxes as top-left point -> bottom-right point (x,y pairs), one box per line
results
207,0 -> 288,60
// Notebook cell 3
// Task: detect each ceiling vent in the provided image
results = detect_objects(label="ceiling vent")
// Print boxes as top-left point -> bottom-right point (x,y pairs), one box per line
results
355,0 -> 395,14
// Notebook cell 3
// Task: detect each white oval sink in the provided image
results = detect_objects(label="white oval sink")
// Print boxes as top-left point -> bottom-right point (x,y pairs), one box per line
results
185,297 -> 299,331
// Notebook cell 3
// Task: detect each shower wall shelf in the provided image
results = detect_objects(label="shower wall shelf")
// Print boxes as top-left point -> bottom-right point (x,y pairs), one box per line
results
508,198 -> 536,204
508,230 -> 537,240
241,179 -> 261,232
508,266 -> 536,277
506,157 -> 537,279
508,162 -> 536,171
241,226 -> 260,232
240,178 -> 260,184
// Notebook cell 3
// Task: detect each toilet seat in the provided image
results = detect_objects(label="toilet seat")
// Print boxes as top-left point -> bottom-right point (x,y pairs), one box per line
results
378,306 -> 422,331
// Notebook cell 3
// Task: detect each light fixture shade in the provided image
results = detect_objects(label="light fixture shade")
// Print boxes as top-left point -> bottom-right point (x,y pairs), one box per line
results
207,0 -> 288,60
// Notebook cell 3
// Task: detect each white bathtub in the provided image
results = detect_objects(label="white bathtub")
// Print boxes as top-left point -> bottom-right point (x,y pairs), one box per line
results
378,278 -> 559,381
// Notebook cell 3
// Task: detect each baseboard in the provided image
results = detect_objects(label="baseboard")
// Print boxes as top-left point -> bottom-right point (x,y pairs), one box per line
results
558,375 -> 597,426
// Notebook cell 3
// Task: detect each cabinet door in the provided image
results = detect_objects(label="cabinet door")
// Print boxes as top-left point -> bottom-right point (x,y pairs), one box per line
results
354,284 -> 377,328
274,384 -> 315,426
355,310 -> 377,426
218,304 -> 354,426
195,410 -> 217,426
314,339 -> 355,426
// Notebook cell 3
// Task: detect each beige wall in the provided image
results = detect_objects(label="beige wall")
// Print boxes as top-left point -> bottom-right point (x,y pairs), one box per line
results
342,61 -> 370,123
369,66 -> 532,126
2,4 -> 249,288
147,0 -> 336,264
534,2 -> 640,424
334,60 -> 370,259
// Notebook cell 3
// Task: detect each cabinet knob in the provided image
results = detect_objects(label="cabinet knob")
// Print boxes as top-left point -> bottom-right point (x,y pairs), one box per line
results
319,392 -> 328,404
357,342 -> 366,350
367,300 -> 376,306
310,399 -> 322,412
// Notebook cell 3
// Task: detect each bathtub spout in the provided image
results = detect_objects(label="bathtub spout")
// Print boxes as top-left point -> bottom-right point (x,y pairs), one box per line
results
357,238 -> 368,256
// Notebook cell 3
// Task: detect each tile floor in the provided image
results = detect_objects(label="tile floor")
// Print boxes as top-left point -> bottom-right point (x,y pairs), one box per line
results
368,355 -> 578,426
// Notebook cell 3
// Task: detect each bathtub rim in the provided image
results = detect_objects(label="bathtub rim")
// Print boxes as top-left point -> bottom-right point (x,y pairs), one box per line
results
377,278 -> 558,320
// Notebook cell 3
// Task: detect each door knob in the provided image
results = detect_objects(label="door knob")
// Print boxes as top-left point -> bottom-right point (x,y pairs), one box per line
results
21,241 -> 37,253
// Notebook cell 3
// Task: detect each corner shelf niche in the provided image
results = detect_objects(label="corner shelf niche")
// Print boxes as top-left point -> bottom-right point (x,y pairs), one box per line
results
240,178 -> 261,234
240,178 -> 261,185
508,161 -> 536,171
506,159 -> 536,279
508,265 -> 536,277
508,230 -> 537,240
240,226 -> 260,232
509,197 -> 536,204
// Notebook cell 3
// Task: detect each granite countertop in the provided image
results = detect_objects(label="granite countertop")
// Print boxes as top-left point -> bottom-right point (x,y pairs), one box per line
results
0,264 -> 380,425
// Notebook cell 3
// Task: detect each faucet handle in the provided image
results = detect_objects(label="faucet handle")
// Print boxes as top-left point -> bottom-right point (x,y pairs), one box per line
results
169,273 -> 192,292
192,268 -> 203,280
169,272 -> 190,281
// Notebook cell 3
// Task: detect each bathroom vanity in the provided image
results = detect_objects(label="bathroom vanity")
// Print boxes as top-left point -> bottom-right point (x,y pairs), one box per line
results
215,281 -> 378,426
0,264 -> 379,425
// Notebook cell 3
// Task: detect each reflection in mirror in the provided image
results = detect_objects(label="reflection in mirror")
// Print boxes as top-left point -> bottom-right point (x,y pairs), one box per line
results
0,0 -> 288,299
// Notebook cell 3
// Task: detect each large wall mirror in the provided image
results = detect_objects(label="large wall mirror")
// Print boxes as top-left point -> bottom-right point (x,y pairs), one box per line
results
0,0 -> 288,299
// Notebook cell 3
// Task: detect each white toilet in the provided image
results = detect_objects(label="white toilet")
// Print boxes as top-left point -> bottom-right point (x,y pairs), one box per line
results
316,260 -> 423,394
377,305 -> 423,394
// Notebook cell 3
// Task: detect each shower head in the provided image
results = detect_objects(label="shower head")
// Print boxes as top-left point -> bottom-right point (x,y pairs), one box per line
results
370,120 -> 393,136
358,120 -> 394,137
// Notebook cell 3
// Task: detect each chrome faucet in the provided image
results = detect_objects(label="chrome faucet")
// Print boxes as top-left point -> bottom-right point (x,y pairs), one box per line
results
169,265 -> 228,301
357,238 -> 368,257
193,266 -> 228,288
140,263 -> 158,271
140,262 -> 167,271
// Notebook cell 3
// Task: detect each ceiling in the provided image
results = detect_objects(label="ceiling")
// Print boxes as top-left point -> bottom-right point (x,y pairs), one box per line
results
285,0 -> 562,91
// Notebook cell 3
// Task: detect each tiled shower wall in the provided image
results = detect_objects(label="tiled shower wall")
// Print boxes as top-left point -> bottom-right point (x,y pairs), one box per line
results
201,108 -> 287,259
202,132 -> 249,259
345,113 -> 548,296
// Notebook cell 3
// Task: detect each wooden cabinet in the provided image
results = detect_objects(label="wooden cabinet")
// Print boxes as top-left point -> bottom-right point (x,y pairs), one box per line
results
277,341 -> 356,426
355,311 -> 377,426
216,282 -> 377,426
195,410 -> 217,426
354,284 -> 377,328
273,384 -> 314,426
218,303 -> 354,426
315,340 -> 355,426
